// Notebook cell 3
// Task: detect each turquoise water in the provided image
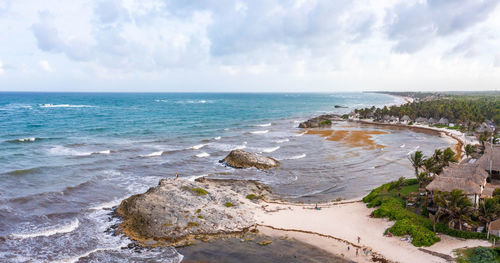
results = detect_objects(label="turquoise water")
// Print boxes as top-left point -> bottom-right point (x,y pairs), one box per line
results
0,92 -> 450,262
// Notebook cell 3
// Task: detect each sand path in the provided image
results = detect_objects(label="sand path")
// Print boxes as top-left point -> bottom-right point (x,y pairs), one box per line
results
255,201 -> 490,263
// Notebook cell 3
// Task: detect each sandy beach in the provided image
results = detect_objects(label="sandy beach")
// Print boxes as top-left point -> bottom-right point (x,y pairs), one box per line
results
254,200 -> 490,263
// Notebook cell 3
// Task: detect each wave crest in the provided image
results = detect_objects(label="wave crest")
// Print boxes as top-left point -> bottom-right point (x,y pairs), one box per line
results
10,218 -> 79,239
250,130 -> 269,134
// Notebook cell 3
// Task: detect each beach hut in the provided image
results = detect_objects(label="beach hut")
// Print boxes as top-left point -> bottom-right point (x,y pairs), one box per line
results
438,118 -> 449,126
488,218 -> 500,237
389,116 -> 399,124
382,115 -> 391,123
426,163 -> 488,207
400,115 -> 411,125
476,122 -> 495,134
476,143 -> 500,179
348,112 -> 359,120
428,118 -> 438,125
415,117 -> 428,125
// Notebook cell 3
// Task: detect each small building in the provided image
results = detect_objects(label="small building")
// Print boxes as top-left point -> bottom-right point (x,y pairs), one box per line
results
428,118 -> 438,125
400,115 -> 412,125
489,218 -> 500,237
389,116 -> 399,124
415,117 -> 428,125
476,143 -> 500,179
438,118 -> 449,126
348,112 -> 359,120
382,115 -> 391,123
426,163 -> 488,207
477,122 -> 496,134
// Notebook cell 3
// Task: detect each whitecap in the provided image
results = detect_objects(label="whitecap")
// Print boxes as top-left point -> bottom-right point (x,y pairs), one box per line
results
98,150 -> 111,154
234,144 -> 247,150
261,146 -> 280,153
141,151 -> 163,157
256,123 -> 271,127
286,153 -> 307,160
250,130 -> 269,134
154,99 -> 169,103
190,144 -> 207,150
295,132 -> 306,136
214,136 -> 221,140
186,174 -> 208,181
18,137 -> 36,142
40,104 -> 94,108
274,138 -> 289,143
89,198 -> 123,210
196,152 -> 210,158
10,218 -> 79,239
400,144 -> 405,148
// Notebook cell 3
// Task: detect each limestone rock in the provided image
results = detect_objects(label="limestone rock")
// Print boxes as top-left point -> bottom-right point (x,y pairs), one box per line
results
220,149 -> 280,170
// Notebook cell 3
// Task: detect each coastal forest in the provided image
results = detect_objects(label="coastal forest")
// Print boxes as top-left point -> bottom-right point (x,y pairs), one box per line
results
356,94 -> 500,129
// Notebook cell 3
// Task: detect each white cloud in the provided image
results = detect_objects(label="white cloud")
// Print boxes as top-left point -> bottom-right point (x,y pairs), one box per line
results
0,61 -> 4,75
39,60 -> 53,72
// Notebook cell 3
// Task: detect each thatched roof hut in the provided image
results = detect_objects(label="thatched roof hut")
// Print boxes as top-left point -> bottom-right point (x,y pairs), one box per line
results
401,115 -> 411,122
426,164 -> 488,195
428,118 -> 438,125
476,143 -> 500,174
438,118 -> 449,125
415,117 -> 428,124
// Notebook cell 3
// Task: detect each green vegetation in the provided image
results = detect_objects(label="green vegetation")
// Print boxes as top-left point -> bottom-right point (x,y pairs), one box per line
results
187,221 -> 199,227
319,119 -> 332,126
224,202 -> 235,207
456,247 -> 500,263
190,188 -> 208,196
363,177 -> 494,247
195,208 -> 202,213
356,95 -> 500,131
197,215 -> 203,219
246,194 -> 260,200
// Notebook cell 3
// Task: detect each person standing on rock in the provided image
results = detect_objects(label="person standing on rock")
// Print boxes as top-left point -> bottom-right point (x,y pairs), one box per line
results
175,172 -> 179,179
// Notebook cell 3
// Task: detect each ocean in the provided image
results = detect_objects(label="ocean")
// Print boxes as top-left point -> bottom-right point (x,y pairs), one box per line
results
0,92 -> 450,262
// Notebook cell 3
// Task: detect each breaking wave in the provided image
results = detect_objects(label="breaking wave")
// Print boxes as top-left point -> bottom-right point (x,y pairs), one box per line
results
141,151 -> 163,157
196,152 -> 210,158
40,104 -> 94,108
256,123 -> 271,127
261,146 -> 280,153
10,218 -> 79,239
190,144 -> 207,150
250,130 -> 269,134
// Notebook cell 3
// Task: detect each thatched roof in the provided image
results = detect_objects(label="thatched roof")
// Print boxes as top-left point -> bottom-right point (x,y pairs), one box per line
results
476,143 -> 500,172
415,117 -> 428,123
438,118 -> 449,125
401,115 -> 411,121
389,116 -> 399,121
490,218 -> 500,231
426,164 -> 488,195
428,118 -> 438,124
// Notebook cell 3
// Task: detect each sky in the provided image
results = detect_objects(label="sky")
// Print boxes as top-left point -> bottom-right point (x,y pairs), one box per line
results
1,0 -> 500,92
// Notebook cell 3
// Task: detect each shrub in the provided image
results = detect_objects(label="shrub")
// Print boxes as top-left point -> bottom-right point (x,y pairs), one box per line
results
408,121 -> 413,125
389,219 -> 440,247
187,221 -> 199,227
469,247 -> 497,263
319,119 -> 332,126
195,209 -> 201,213
246,194 -> 259,200
197,215 -> 203,219
190,188 -> 208,196
224,202 -> 235,207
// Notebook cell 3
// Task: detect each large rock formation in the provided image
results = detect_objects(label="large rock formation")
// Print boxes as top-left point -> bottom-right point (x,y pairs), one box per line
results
221,149 -> 280,170
116,177 -> 271,246
298,114 -> 342,128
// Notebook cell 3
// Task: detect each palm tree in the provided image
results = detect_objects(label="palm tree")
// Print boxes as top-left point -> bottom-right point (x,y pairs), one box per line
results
423,157 -> 438,175
464,144 -> 476,158
434,189 -> 475,231
479,198 -> 500,236
409,151 -> 425,179
442,147 -> 458,166
479,131 -> 491,151
416,172 -> 430,188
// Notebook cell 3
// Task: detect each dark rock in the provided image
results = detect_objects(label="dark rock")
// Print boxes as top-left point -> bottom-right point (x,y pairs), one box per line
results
298,114 -> 342,128
221,149 -> 280,170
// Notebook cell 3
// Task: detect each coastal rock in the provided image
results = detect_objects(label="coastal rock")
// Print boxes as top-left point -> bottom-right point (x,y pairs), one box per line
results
221,149 -> 280,170
298,114 -> 342,128
116,178 -> 271,246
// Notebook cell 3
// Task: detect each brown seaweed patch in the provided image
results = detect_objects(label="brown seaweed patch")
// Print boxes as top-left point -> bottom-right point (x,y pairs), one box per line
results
307,129 -> 388,149
304,130 -> 334,137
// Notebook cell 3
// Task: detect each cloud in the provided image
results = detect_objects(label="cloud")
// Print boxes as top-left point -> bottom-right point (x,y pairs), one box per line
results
0,61 -> 4,75
386,0 -> 500,53
495,54 -> 500,67
39,60 -> 53,72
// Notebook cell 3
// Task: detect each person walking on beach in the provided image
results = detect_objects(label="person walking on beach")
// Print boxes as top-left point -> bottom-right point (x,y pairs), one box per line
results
356,248 -> 358,256
357,236 -> 360,244
347,246 -> 350,251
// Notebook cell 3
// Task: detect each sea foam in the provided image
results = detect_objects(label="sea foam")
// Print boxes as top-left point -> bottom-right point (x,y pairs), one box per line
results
196,152 -> 210,158
286,153 -> 307,160
261,146 -> 280,153
10,218 -> 79,239
40,104 -> 94,108
250,130 -> 269,134
141,151 -> 163,157
274,138 -> 289,143
256,123 -> 271,127
190,144 -> 207,150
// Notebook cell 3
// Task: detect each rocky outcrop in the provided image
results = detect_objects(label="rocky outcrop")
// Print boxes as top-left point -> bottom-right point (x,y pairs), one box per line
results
298,114 -> 342,128
116,177 -> 271,246
220,149 -> 280,170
